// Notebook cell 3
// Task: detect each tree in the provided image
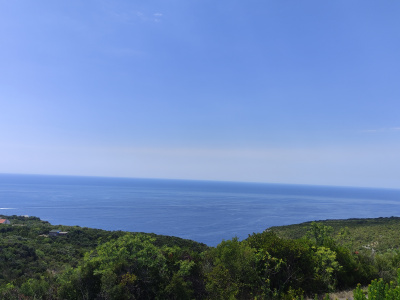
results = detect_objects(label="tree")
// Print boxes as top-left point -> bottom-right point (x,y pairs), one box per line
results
205,237 -> 259,299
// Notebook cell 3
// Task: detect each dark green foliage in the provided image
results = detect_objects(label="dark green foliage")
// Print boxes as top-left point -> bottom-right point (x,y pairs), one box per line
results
149,232 -> 208,253
4,214 -> 400,299
247,231 -> 339,298
20,276 -> 55,300
57,233 -> 206,299
306,222 -> 334,247
204,237 -> 259,299
0,215 -> 208,299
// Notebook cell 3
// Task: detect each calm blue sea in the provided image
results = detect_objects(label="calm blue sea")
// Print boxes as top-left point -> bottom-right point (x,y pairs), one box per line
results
1,174 -> 400,246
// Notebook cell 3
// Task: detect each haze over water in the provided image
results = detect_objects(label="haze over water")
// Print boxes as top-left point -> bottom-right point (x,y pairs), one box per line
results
1,174 -> 400,246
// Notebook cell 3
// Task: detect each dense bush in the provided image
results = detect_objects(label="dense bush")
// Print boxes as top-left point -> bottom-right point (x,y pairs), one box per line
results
3,215 -> 400,299
56,233 -> 206,299
204,237 -> 259,299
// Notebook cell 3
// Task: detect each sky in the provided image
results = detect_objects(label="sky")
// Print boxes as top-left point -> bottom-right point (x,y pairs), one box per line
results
1,0 -> 400,188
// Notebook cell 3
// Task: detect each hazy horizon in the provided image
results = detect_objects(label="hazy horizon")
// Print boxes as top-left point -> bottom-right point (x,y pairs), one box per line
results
2,172 -> 400,191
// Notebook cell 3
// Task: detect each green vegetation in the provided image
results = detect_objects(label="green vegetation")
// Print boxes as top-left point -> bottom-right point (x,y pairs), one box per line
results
2,215 -> 400,299
271,217 -> 400,253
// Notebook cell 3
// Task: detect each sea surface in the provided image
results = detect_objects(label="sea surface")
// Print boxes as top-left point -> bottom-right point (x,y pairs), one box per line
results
1,173 -> 400,246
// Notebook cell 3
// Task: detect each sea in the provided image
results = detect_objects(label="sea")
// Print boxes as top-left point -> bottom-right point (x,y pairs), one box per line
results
1,173 -> 400,246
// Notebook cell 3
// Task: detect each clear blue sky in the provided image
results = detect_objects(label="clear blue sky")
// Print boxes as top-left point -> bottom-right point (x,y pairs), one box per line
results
1,0 -> 400,188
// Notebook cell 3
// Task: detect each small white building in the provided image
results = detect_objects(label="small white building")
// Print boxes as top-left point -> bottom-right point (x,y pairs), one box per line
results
0,219 -> 11,225
49,229 -> 68,236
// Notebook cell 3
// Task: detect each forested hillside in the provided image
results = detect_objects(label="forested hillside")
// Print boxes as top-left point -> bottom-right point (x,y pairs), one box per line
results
2,215 -> 400,299
271,217 -> 400,253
